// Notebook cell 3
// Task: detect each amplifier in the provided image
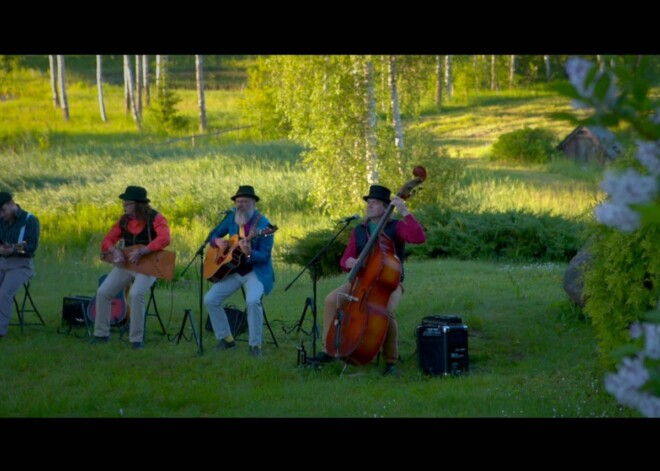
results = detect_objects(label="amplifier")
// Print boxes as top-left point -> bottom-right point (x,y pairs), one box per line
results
416,315 -> 469,376
62,296 -> 93,326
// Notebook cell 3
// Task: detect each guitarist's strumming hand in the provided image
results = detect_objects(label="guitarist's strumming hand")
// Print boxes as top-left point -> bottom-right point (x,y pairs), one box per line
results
238,238 -> 251,257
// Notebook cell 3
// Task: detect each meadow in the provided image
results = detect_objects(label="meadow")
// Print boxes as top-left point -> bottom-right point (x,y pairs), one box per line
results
0,58 -> 627,417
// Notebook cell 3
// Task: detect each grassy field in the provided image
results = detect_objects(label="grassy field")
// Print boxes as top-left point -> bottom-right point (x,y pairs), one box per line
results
0,57 -> 630,417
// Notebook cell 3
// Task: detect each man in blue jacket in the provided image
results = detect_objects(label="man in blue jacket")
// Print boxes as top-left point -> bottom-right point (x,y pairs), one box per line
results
204,186 -> 275,356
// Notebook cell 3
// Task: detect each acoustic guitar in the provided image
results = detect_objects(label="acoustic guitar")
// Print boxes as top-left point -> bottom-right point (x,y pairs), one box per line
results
86,274 -> 129,327
101,244 -> 176,281
203,225 -> 277,282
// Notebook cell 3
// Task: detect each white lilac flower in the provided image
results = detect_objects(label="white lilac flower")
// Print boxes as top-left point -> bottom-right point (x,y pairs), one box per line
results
605,356 -> 649,393
636,140 -> 660,177
642,323 -> 660,360
594,202 -> 641,232
630,322 -> 643,339
601,168 -> 658,205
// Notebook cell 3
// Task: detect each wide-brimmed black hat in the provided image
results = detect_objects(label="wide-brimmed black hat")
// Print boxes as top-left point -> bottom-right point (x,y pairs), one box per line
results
362,185 -> 391,204
0,191 -> 12,207
119,186 -> 150,203
230,185 -> 260,202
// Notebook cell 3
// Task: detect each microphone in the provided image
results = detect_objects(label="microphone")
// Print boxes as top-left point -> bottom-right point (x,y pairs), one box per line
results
337,214 -> 361,224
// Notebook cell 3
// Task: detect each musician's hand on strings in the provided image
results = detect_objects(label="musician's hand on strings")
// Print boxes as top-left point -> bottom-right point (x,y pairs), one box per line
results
113,248 -> 126,264
391,196 -> 410,217
128,247 -> 147,264
238,238 -> 251,256
345,257 -> 358,269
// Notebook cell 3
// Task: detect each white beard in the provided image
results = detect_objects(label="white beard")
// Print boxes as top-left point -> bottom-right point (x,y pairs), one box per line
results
234,209 -> 254,226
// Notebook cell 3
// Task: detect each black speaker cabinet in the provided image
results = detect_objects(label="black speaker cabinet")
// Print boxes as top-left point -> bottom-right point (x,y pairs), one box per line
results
416,315 -> 469,376
62,296 -> 92,326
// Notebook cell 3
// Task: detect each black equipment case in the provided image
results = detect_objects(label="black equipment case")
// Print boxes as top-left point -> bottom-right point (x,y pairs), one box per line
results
416,315 -> 469,376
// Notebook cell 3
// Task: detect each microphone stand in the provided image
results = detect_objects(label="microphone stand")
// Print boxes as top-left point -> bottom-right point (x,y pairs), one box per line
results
284,217 -> 355,363
175,211 -> 232,356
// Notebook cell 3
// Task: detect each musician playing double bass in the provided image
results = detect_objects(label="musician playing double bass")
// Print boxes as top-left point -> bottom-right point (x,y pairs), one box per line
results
92,186 -> 171,349
313,184 -> 426,375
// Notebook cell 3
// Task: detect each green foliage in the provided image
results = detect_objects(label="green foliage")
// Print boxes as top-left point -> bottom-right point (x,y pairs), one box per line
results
149,83 -> 188,133
281,228 -> 351,279
491,127 -> 561,164
583,223 -> 660,368
409,206 -> 586,262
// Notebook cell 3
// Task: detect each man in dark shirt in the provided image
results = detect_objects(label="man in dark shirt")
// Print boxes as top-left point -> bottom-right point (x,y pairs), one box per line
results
0,191 -> 40,339
313,185 -> 426,375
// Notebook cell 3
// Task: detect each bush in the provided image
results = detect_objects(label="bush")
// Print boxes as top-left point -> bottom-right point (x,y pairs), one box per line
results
491,127 -> 561,164
583,222 -> 660,368
409,206 -> 586,262
282,228 -> 352,279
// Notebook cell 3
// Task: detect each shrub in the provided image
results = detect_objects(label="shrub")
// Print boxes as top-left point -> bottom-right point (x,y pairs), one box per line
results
491,127 -> 561,164
282,228 -> 352,279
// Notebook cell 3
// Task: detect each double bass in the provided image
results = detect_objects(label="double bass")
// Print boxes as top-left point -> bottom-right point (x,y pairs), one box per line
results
326,166 -> 427,365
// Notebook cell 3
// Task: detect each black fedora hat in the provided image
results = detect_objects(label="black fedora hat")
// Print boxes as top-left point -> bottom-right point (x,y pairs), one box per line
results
0,191 -> 12,207
230,185 -> 260,202
362,185 -> 391,204
119,186 -> 150,203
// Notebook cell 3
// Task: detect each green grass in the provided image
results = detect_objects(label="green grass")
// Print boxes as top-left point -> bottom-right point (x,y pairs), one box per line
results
1,258 -> 627,417
0,60 -> 632,417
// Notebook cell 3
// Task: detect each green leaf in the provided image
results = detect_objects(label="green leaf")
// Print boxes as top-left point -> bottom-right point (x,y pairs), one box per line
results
549,82 -> 581,100
636,203 -> 660,227
593,74 -> 611,102
642,309 -> 660,324
610,344 -> 641,360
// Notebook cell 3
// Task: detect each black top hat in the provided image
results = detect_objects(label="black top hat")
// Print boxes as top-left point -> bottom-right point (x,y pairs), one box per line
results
362,185 -> 391,204
230,185 -> 260,202
119,186 -> 150,203
0,191 -> 12,207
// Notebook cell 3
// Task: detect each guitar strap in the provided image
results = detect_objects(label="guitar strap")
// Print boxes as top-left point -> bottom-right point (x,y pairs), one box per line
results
247,214 -> 262,239
17,212 -> 32,244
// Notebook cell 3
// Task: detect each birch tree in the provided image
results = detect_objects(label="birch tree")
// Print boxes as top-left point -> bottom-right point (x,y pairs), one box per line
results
490,55 -> 497,91
142,54 -> 150,106
124,55 -> 141,129
57,55 -> 69,121
363,58 -> 379,184
445,55 -> 453,100
96,55 -> 107,122
509,55 -> 516,89
544,55 -> 551,81
48,55 -> 59,108
135,55 -> 142,116
435,55 -> 443,110
195,54 -> 207,132
388,56 -> 404,174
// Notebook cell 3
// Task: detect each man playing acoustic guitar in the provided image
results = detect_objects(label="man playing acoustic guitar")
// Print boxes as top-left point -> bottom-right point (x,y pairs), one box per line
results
204,185 -> 275,357
93,186 -> 171,349
0,191 -> 40,340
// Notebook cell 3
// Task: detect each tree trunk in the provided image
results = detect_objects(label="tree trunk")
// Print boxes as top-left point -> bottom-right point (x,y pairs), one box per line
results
96,55 -> 107,122
195,55 -> 207,132
388,56 -> 404,175
124,60 -> 130,113
124,55 -> 142,130
156,55 -> 162,94
445,55 -> 453,100
434,55 -> 443,111
544,55 -> 551,81
490,55 -> 497,91
57,55 -> 69,121
135,55 -> 142,116
48,55 -> 59,108
509,55 -> 516,89
597,55 -> 604,72
473,55 -> 480,93
365,58 -> 379,184
142,54 -> 150,106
